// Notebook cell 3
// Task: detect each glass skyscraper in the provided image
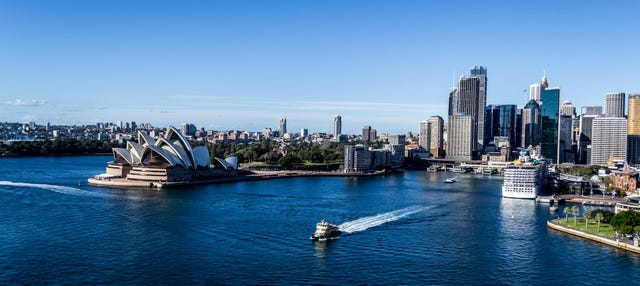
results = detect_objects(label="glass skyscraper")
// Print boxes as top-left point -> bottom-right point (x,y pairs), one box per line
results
540,87 -> 561,163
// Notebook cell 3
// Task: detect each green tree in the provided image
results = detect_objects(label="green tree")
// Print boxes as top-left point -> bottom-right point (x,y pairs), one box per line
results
563,207 -> 571,223
595,212 -> 604,232
571,205 -> 580,226
583,206 -> 591,229
610,210 -> 640,234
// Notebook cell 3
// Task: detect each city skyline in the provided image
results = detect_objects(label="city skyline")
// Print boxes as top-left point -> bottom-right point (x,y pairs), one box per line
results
2,1 -> 639,134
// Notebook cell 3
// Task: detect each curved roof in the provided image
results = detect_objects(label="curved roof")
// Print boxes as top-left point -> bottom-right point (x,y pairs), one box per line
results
138,131 -> 156,147
113,148 -> 134,165
126,141 -> 144,165
224,156 -> 238,170
214,157 -> 238,170
192,146 -> 211,169
141,145 -> 184,167
156,137 -> 193,169
166,126 -> 196,167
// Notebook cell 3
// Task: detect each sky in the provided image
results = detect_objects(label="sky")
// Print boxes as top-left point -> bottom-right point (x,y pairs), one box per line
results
1,0 -> 639,134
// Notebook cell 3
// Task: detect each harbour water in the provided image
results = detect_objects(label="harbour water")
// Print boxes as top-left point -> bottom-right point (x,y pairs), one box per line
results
1,156 -> 640,284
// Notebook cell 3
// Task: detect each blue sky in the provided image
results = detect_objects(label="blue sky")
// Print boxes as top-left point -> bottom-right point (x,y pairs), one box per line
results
1,0 -> 639,134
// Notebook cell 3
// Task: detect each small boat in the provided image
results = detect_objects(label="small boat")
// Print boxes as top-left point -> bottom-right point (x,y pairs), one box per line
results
549,206 -> 558,212
444,178 -> 457,183
310,220 -> 341,241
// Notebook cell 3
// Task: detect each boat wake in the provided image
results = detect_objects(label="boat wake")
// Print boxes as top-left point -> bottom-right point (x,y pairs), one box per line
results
0,180 -> 108,198
337,205 -> 428,234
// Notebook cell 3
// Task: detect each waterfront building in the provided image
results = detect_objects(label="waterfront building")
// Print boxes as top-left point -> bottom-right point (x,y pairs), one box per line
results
279,117 -> 287,136
447,115 -> 473,161
344,145 -> 372,173
521,99 -> 541,148
610,166 -> 638,195
429,115 -> 444,158
590,117 -> 627,165
97,126 -> 237,184
628,94 -> 640,164
419,120 -> 430,151
605,92 -> 626,117
333,115 -> 342,138
540,85 -> 561,163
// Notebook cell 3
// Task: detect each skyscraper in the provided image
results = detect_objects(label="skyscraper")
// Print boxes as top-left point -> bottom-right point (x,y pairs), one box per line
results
627,94 -> 640,164
540,85 -> 561,163
448,89 -> 458,116
470,66 -> 488,150
333,115 -> 342,138
560,101 -> 576,117
362,126 -> 371,142
530,83 -> 542,103
279,117 -> 287,136
428,115 -> 444,158
605,92 -> 626,117
447,115 -> 473,161
521,100 -> 541,148
419,120 -> 430,151
591,117 -> 627,165
578,114 -> 598,164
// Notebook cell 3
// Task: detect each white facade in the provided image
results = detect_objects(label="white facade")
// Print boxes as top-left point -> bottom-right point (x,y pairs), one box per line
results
447,115 -> 473,161
590,117 -> 627,165
530,83 -> 542,103
333,115 -> 342,138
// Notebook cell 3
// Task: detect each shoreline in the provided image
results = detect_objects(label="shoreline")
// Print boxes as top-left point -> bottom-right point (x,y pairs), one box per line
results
87,169 -> 400,189
547,219 -> 640,255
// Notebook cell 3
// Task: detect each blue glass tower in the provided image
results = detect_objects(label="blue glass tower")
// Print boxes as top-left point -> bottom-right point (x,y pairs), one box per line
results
540,87 -> 561,163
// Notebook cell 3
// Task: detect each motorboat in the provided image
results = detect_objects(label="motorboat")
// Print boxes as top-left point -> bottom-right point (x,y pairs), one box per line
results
444,178 -> 457,183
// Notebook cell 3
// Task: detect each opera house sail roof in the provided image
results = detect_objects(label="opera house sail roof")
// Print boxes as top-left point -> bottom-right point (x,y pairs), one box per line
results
110,126 -> 237,171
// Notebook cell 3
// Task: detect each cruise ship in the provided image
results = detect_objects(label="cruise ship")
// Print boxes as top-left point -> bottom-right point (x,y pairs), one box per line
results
501,149 -> 548,199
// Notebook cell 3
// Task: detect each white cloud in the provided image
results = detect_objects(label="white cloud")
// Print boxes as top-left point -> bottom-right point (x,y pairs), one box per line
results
2,99 -> 48,106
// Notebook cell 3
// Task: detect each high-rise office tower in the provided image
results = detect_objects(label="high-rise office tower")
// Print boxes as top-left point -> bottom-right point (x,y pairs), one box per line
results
582,106 -> 603,116
578,114 -> 598,164
300,128 -> 308,137
530,83 -> 542,103
447,115 -> 473,161
428,115 -> 444,158
333,115 -> 342,138
448,89 -> 458,116
521,100 -> 541,148
627,94 -> 640,164
279,117 -> 287,136
457,75 -> 480,156
419,120 -> 430,151
362,126 -> 371,142
496,105 -> 517,151
605,92 -> 626,117
470,66 -> 488,150
591,117 -> 627,165
540,85 -> 561,163
561,101 -> 576,117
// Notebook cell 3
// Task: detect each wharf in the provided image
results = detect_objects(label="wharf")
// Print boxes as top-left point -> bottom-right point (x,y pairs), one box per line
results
547,219 -> 640,255
88,170 -> 397,189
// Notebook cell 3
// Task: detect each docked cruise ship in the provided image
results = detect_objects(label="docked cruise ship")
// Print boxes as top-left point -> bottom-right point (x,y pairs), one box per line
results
501,149 -> 548,199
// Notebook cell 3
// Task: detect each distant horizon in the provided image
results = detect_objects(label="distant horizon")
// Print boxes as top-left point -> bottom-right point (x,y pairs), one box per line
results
2,1 -> 639,134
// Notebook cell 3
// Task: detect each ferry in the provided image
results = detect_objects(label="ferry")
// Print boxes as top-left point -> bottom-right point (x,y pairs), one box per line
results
310,220 -> 342,241
501,149 -> 547,199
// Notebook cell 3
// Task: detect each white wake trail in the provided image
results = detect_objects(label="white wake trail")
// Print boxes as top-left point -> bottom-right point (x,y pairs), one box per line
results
0,181 -> 108,198
338,205 -> 427,234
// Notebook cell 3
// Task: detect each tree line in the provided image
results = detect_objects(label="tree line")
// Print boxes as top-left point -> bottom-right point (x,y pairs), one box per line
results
0,138 -> 126,156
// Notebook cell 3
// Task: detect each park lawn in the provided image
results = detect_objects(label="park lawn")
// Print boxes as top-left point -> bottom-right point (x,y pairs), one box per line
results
558,218 -> 617,239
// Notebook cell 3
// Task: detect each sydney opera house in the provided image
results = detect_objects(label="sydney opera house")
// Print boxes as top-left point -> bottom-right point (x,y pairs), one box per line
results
89,126 -> 238,187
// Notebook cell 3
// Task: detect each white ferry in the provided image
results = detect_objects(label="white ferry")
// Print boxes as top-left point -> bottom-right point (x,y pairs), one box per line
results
310,220 -> 342,241
501,149 -> 547,199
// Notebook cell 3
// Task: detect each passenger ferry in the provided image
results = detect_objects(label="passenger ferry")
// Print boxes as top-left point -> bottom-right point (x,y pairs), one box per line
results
501,149 -> 547,199
310,220 -> 342,241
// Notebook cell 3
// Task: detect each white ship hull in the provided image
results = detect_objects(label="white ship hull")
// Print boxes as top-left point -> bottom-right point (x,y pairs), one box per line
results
501,185 -> 539,199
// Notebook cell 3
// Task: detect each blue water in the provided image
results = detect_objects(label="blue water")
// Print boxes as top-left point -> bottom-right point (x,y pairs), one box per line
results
1,156 -> 639,284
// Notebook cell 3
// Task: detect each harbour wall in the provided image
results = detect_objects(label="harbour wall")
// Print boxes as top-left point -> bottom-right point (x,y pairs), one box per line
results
547,219 -> 640,255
